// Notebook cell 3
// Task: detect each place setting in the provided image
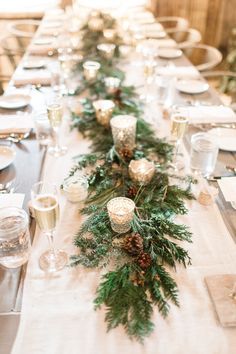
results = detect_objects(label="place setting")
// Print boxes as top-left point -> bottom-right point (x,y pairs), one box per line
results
0,93 -> 31,110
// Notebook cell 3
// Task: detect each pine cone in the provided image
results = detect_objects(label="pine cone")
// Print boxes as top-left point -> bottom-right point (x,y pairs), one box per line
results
127,185 -> 138,198
130,270 -> 145,287
118,148 -> 133,160
123,233 -> 143,255
114,89 -> 122,101
137,251 -> 152,269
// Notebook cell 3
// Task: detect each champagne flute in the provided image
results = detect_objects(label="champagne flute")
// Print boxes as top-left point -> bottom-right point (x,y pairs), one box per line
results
140,58 -> 157,103
170,112 -> 188,171
31,181 -> 68,272
46,95 -> 68,157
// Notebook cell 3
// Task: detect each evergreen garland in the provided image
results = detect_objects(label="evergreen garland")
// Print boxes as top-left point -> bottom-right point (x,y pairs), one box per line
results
66,10 -> 195,342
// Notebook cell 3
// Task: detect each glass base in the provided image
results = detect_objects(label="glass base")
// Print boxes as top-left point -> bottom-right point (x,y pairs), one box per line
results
39,249 -> 68,272
48,145 -> 68,157
139,93 -> 155,103
170,160 -> 185,172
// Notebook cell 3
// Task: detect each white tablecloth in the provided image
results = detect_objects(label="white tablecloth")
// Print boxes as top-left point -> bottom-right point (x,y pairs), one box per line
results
11,14 -> 236,354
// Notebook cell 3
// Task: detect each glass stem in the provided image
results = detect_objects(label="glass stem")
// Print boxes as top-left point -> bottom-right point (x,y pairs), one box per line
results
46,231 -> 56,258
174,140 -> 180,163
53,127 -> 60,150
230,282 -> 236,299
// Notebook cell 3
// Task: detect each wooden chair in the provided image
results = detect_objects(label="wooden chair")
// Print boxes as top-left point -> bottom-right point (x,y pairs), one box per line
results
0,35 -> 30,70
7,20 -> 40,38
182,44 -> 223,71
202,71 -> 236,108
0,75 -> 10,95
156,16 -> 189,31
166,28 -> 202,48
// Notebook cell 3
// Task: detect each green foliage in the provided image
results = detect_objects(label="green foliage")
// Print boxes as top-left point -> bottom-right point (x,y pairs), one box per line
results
66,10 -> 194,342
94,265 -> 154,342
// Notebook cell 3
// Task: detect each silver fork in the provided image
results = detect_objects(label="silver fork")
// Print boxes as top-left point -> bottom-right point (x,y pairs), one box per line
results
0,131 -> 31,143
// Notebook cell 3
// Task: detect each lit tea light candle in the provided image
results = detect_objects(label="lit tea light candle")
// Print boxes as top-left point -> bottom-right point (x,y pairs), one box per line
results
107,197 -> 135,233
62,173 -> 88,204
103,29 -> 116,42
83,61 -> 101,81
93,99 -> 115,127
129,158 -> 155,185
97,43 -> 116,59
104,76 -> 121,94
110,115 -> 137,152
88,18 -> 104,31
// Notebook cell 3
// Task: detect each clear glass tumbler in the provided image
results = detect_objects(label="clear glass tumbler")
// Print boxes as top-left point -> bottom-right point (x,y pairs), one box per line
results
0,207 -> 30,268
190,132 -> 219,177
33,111 -> 52,146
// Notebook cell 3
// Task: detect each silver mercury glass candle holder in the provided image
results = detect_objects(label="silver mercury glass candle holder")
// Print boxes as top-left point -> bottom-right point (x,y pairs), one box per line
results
129,158 -> 155,185
110,115 -> 137,152
107,197 -> 135,233
97,43 -> 116,59
103,29 -> 116,42
93,99 -> 115,127
104,76 -> 121,94
83,61 -> 101,81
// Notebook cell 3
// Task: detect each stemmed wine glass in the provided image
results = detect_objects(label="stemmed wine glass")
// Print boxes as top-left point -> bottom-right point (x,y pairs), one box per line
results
46,94 -> 68,157
31,181 -> 68,272
170,110 -> 189,171
229,282 -> 236,301
140,58 -> 157,103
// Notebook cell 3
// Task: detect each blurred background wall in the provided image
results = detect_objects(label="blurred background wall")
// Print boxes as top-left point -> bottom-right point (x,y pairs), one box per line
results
148,0 -> 236,50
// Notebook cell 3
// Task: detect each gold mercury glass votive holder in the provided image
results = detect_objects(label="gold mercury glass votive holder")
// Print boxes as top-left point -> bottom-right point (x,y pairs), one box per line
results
129,158 -> 155,185
83,61 -> 101,81
97,43 -> 116,59
110,115 -> 137,152
88,18 -> 104,31
103,29 -> 116,42
93,99 -> 115,127
104,76 -> 121,94
107,197 -> 135,233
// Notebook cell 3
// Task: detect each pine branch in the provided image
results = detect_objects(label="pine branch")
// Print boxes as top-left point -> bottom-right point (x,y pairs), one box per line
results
94,264 -> 154,342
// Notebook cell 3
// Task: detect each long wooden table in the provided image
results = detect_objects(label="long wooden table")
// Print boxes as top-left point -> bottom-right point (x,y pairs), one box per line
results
1,8 -> 236,354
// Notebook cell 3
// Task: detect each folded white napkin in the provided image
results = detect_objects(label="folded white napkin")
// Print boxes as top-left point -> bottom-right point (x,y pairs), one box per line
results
0,193 -> 25,208
0,114 -> 33,134
131,12 -> 155,22
150,38 -> 177,48
178,106 -> 236,124
28,44 -> 55,55
140,23 -> 164,32
217,177 -> 236,202
156,65 -> 200,78
13,69 -> 51,87
38,28 -> 60,36
0,194 -> 25,208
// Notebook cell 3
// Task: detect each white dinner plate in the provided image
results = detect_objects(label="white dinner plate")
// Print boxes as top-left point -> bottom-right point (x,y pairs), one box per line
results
0,146 -> 16,170
0,94 -> 31,109
158,48 -> 182,59
208,128 -> 236,151
23,59 -> 45,70
33,37 -> 54,45
231,201 -> 236,210
146,31 -> 166,39
175,79 -> 209,94
43,21 -> 61,29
